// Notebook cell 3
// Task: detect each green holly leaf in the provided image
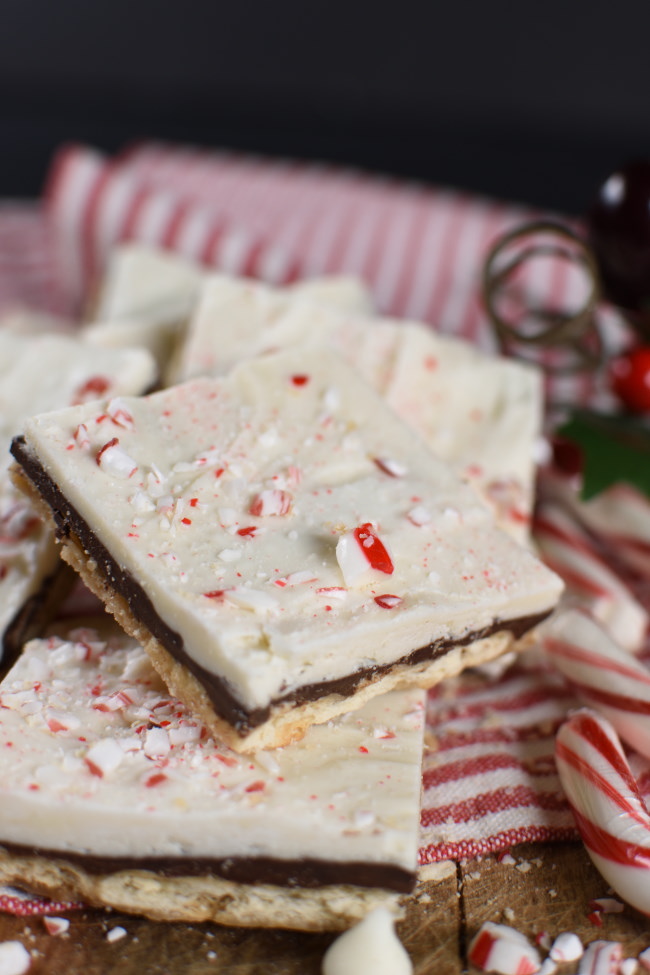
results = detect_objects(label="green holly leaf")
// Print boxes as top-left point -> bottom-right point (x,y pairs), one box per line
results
557,409 -> 650,500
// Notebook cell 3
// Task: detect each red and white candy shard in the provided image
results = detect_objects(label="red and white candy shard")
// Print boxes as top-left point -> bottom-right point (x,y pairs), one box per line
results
577,940 -> 622,975
468,922 -> 541,974
335,523 -> 394,586
549,931 -> 583,962
556,708 -> 650,916
43,916 -> 70,936
542,608 -> 650,760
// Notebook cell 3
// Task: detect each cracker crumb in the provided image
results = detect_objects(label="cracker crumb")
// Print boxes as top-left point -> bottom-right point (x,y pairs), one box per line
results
515,860 -> 532,873
106,926 -> 127,943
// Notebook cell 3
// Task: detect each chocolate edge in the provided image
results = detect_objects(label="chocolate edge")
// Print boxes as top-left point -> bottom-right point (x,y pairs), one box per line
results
10,435 -> 551,735
0,841 -> 415,893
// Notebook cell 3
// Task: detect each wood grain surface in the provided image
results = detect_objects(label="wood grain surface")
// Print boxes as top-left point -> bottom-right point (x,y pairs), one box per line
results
0,843 -> 648,973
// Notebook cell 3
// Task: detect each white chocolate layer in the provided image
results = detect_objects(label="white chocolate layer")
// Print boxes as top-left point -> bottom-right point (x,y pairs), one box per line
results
172,273 -> 373,382
92,244 -> 203,328
0,330 -> 157,660
19,347 -> 562,724
0,625 -> 425,871
174,289 -> 541,542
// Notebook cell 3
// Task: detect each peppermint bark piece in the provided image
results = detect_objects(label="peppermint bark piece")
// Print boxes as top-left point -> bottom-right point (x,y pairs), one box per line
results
0,330 -> 156,668
11,347 -> 562,751
174,291 -> 541,542
170,272 -> 374,382
0,625 -> 425,931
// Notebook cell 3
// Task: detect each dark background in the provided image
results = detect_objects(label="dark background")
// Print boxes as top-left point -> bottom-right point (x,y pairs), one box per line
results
2,0 -> 650,214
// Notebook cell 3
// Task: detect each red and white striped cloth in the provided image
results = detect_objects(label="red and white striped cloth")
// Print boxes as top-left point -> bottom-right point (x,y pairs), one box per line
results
0,143 -> 649,915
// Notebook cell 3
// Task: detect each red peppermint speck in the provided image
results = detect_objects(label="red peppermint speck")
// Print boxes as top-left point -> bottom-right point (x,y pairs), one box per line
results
245,780 -> 266,793
374,594 -> 402,609
354,523 -> 394,574
216,753 -> 238,768
47,718 -> 68,734
96,437 -> 119,465
203,590 -> 226,600
290,374 -> 309,386
587,911 -> 603,927
181,517 -> 192,525
84,757 -> 104,778
145,772 -> 168,788
358,746 -> 369,754
215,468 -> 225,478
189,498 -> 199,507
72,375 -> 111,405
237,526 -> 258,537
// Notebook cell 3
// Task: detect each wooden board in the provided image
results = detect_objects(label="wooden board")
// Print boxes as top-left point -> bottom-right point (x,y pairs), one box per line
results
0,843 -> 647,973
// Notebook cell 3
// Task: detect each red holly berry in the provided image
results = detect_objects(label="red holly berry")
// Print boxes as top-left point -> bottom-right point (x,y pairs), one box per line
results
608,345 -> 650,413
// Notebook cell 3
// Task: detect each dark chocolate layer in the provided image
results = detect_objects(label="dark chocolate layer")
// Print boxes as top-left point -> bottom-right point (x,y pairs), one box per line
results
1,841 -> 414,892
11,435 -> 551,735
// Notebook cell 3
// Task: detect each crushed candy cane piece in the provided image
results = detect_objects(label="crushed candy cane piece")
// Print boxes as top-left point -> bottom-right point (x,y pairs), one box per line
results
106,926 -> 127,943
144,728 -> 171,759
322,906 -> 412,975
336,523 -> 394,585
549,932 -> 584,962
72,423 -> 90,449
96,439 -> 137,478
407,505 -> 432,527
619,960 -> 638,975
373,457 -> 408,478
468,922 -> 541,974
106,398 -> 135,430
42,916 -> 69,936
84,738 -> 124,777
0,941 -> 31,975
577,940 -> 622,974
249,489 -> 292,517
374,595 -> 403,610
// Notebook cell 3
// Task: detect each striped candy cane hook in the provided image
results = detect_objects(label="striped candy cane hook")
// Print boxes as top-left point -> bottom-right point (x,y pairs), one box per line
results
542,608 -> 650,760
556,708 -> 650,916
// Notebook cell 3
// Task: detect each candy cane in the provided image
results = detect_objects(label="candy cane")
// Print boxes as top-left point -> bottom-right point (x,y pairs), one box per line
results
534,503 -> 647,654
542,608 -> 650,760
555,708 -> 650,916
